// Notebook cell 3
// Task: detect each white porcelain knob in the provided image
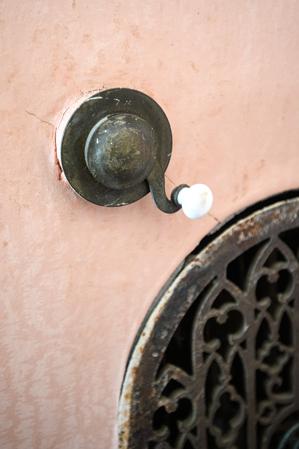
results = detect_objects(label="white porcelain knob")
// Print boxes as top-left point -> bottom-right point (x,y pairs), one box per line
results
176,184 -> 213,220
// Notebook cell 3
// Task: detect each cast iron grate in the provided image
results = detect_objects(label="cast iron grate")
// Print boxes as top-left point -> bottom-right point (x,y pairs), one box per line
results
119,198 -> 299,449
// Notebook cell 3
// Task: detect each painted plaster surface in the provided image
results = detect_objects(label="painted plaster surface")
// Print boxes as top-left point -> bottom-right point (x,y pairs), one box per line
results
1,1 -> 299,448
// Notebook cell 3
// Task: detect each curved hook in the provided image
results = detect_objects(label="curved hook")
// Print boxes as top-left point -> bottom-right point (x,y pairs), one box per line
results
146,160 -> 187,214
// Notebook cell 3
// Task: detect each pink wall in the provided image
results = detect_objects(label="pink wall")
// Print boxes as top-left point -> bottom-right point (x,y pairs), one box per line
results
1,1 -> 299,448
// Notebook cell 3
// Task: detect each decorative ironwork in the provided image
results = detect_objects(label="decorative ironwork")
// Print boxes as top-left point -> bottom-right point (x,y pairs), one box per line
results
119,198 -> 299,449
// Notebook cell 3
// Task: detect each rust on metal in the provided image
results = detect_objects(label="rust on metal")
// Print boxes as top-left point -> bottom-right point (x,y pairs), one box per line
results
118,197 -> 299,449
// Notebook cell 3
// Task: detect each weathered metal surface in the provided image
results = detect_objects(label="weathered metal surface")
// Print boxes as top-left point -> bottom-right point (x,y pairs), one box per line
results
60,87 -> 183,212
84,113 -> 157,190
118,197 -> 299,449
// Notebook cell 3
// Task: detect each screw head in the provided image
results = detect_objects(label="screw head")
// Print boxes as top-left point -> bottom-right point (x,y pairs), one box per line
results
84,113 -> 157,190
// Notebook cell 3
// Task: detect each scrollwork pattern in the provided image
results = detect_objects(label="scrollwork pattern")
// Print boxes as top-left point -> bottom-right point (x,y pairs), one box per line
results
148,238 -> 299,449
120,201 -> 299,449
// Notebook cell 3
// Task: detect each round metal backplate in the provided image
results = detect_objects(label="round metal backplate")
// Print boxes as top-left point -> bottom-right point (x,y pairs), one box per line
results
60,88 -> 172,207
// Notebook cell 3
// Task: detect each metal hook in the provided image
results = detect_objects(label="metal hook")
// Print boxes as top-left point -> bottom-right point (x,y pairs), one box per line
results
59,88 -> 213,219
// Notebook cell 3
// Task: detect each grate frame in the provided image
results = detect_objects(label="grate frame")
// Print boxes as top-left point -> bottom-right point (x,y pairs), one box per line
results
119,197 -> 299,449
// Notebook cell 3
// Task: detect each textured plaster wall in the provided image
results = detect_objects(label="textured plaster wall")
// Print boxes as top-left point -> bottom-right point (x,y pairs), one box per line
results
1,1 -> 299,448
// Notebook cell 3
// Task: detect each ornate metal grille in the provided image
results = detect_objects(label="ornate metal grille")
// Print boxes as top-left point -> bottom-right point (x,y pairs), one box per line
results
119,198 -> 299,449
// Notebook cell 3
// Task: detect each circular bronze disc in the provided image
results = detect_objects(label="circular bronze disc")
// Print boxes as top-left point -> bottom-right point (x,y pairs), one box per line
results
60,88 -> 172,207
